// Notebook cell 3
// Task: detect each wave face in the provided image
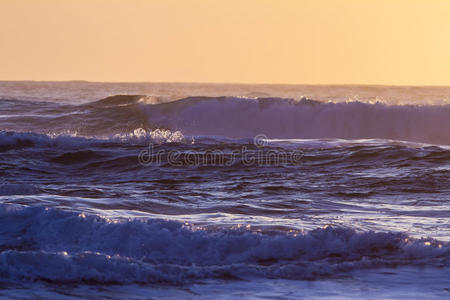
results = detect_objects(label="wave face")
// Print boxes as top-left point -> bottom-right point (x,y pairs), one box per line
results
0,204 -> 448,284
142,97 -> 450,145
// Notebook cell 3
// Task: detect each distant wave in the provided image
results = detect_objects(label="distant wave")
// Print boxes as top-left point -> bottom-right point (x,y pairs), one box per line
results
0,204 -> 448,284
1,95 -> 450,145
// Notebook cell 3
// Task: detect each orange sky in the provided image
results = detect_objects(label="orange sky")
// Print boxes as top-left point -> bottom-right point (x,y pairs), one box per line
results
1,0 -> 450,85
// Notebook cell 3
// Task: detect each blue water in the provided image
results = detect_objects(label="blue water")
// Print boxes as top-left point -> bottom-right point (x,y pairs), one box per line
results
0,82 -> 449,299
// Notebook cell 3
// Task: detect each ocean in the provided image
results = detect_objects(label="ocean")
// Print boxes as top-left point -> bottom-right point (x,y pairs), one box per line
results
0,81 -> 449,299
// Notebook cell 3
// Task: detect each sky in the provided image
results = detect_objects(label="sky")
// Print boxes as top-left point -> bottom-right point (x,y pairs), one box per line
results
1,0 -> 450,85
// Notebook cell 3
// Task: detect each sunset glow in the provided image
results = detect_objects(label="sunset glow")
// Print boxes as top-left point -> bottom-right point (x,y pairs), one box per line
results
1,0 -> 450,85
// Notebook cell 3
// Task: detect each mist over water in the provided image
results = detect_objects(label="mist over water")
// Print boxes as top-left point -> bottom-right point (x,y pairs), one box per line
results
0,81 -> 449,299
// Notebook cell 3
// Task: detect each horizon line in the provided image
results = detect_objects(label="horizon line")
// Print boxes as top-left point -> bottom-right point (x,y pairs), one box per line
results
1,79 -> 450,88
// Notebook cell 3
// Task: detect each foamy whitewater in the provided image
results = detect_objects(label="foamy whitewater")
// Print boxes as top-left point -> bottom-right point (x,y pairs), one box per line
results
0,81 -> 449,299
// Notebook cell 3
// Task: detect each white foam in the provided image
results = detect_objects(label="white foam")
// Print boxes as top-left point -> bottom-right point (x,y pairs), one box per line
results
111,128 -> 185,144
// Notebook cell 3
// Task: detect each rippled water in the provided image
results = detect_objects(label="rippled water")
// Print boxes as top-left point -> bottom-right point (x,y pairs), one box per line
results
0,82 -> 449,299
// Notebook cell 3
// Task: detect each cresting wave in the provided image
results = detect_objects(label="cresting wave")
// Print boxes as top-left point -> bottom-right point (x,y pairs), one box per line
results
0,204 -> 448,284
1,95 -> 449,145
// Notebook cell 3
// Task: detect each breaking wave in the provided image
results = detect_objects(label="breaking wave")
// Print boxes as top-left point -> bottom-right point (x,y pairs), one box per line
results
0,204 -> 448,284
